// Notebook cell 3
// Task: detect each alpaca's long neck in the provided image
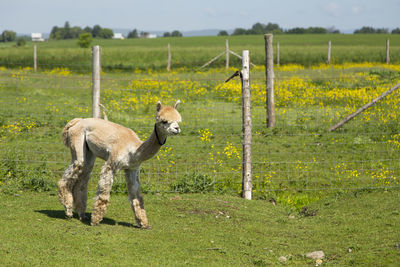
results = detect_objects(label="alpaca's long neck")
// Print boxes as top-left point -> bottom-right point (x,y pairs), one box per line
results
133,125 -> 166,163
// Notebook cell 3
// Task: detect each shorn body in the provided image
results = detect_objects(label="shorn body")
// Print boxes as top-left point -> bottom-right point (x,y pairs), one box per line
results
58,100 -> 182,228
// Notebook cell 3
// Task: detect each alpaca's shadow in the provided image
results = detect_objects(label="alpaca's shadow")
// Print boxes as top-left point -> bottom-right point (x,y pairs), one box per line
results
35,210 -> 136,228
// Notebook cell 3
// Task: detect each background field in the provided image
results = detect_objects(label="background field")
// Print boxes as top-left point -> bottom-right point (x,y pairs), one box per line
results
0,34 -> 400,71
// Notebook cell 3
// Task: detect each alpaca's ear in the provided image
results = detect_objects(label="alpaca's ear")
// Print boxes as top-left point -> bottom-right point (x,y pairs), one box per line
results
174,100 -> 181,110
156,101 -> 162,112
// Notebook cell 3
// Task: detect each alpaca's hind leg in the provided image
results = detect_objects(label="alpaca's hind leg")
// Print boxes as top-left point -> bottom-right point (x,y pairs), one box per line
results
58,132 -> 85,218
125,169 -> 149,228
91,163 -> 115,226
73,151 -> 96,221
58,160 -> 83,218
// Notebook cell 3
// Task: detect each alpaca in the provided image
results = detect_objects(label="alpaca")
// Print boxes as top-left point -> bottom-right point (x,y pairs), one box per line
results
58,100 -> 182,228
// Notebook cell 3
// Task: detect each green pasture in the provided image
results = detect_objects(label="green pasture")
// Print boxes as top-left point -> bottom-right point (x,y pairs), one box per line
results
0,190 -> 399,266
0,34 -> 399,71
1,35 -> 400,265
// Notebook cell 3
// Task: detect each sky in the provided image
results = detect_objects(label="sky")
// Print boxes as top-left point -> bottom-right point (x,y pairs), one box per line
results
1,0 -> 399,34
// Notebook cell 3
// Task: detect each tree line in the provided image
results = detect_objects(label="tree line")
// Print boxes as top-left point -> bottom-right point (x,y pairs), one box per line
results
50,22 -> 114,40
218,22 -> 400,36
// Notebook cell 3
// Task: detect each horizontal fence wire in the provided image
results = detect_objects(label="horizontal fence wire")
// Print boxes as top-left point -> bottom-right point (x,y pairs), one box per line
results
0,64 -> 399,195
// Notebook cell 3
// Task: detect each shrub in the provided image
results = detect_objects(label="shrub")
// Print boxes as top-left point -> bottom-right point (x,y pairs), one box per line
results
171,172 -> 215,193
16,37 -> 26,47
0,151 -> 55,194
77,33 -> 92,48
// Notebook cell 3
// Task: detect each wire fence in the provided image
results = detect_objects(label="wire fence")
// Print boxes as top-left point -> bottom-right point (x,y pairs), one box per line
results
1,60 -> 400,196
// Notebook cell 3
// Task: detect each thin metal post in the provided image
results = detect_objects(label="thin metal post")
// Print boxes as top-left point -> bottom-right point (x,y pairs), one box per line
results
92,46 -> 101,118
386,39 -> 390,64
327,41 -> 331,64
264,34 -> 275,127
225,39 -> 229,69
33,44 -> 37,71
167,43 -> 171,71
276,42 -> 280,67
241,50 -> 252,200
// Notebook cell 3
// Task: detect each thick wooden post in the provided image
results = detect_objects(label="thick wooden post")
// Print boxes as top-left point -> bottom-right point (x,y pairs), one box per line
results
92,46 -> 101,118
386,39 -> 390,64
167,43 -> 171,72
33,44 -> 37,71
264,34 -> 275,128
241,50 -> 252,200
327,41 -> 331,64
225,39 -> 229,69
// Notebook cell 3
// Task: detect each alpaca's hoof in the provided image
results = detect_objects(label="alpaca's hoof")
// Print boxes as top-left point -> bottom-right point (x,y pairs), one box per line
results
90,221 -> 100,226
65,209 -> 73,219
140,225 -> 152,230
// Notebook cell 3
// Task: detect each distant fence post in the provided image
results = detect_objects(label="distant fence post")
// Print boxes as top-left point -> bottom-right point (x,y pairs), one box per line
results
241,50 -> 252,200
264,34 -> 275,128
327,41 -> 331,64
225,39 -> 229,69
276,42 -> 280,67
386,39 -> 390,64
167,43 -> 171,72
92,46 -> 101,118
33,44 -> 37,71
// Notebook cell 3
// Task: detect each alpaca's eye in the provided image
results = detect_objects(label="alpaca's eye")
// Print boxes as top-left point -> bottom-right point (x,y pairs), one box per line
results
161,120 -> 168,124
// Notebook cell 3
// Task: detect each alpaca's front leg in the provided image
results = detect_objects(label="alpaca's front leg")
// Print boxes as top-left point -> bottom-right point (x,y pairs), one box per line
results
125,169 -> 149,229
91,163 -> 114,226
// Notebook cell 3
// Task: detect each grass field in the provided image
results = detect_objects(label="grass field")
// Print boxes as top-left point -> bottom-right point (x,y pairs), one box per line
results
0,190 -> 399,266
1,34 -> 400,265
0,34 -> 400,71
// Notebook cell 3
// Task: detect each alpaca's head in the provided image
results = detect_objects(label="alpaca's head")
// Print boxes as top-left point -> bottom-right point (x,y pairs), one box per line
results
155,100 -> 182,136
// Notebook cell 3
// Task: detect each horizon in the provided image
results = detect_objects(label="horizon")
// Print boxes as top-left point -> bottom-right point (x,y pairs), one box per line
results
1,0 -> 398,36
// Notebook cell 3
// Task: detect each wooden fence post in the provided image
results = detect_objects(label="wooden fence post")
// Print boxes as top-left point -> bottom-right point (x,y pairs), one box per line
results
241,50 -> 252,200
167,43 -> 171,72
327,41 -> 331,64
92,46 -> 101,118
386,39 -> 390,64
33,44 -> 37,71
225,39 -> 229,69
276,42 -> 280,67
264,34 -> 275,128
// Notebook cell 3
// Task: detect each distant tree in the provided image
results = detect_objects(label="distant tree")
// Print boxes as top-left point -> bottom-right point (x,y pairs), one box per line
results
249,22 -> 265,34
307,27 -> 327,34
327,26 -> 340,34
92,25 -> 102,38
63,21 -> 72,39
218,30 -> 229,36
171,30 -> 182,37
83,26 -> 93,33
70,26 -> 83,38
232,28 -> 247,35
392,28 -> 400,34
286,27 -> 307,34
354,26 -> 376,34
163,32 -> 171,37
98,28 -> 113,39
375,28 -> 389,34
128,29 -> 139,38
77,33 -> 93,48
50,26 -> 59,39
1,30 -> 16,42
16,37 -> 26,47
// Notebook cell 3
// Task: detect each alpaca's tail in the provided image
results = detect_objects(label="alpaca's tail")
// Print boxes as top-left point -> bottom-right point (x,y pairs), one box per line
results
62,118 -> 82,147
